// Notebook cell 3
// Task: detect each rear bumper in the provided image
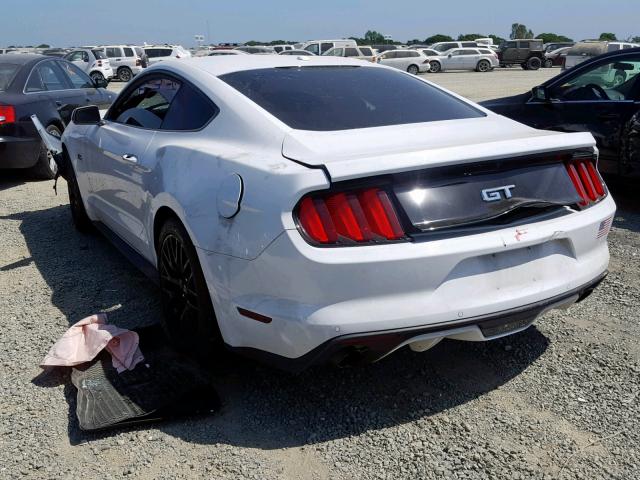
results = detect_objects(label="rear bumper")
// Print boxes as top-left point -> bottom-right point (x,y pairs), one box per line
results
199,195 -> 615,366
230,272 -> 606,372
0,136 -> 41,169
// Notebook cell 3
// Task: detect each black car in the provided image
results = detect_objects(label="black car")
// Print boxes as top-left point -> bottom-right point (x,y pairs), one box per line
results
483,47 -> 640,177
0,54 -> 115,178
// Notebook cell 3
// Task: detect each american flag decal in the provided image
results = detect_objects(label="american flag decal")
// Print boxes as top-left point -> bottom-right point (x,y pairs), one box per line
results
597,217 -> 613,239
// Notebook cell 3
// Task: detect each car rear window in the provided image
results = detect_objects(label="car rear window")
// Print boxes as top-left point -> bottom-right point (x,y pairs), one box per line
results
220,66 -> 485,131
0,64 -> 19,91
92,49 -> 107,59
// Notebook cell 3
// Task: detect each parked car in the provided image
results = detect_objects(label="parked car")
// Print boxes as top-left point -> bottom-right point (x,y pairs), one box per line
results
416,48 -> 440,57
425,48 -> 498,73
0,48 -> 18,55
97,45 -> 147,82
376,49 -> 430,74
498,39 -> 544,69
144,45 -> 191,65
209,49 -> 250,56
279,49 -> 316,56
53,55 -> 614,370
234,46 -> 275,55
41,48 -> 69,58
64,48 -> 114,83
372,44 -> 398,53
272,45 -> 294,53
482,47 -> 640,177
0,54 -> 114,178
543,42 -> 574,54
544,46 -> 572,68
298,39 -> 358,56
429,41 -> 479,53
563,41 -> 640,70
323,45 -> 376,62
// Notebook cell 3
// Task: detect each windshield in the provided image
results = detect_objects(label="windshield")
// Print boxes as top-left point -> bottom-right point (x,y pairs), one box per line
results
220,66 -> 485,131
0,64 -> 19,91
92,49 -> 107,59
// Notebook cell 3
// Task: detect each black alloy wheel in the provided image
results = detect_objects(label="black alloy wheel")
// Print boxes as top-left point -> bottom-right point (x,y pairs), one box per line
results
158,218 -> 222,360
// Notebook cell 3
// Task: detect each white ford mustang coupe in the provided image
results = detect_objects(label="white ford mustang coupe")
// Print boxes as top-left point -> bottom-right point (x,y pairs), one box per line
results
56,55 -> 615,370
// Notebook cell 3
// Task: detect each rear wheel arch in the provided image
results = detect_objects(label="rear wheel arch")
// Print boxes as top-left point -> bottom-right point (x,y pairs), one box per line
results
153,206 -> 182,255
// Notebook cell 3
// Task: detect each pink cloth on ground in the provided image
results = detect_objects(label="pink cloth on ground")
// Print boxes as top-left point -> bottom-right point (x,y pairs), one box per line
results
40,313 -> 144,373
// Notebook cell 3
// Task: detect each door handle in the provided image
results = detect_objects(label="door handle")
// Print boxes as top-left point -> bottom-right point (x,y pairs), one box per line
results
122,154 -> 138,163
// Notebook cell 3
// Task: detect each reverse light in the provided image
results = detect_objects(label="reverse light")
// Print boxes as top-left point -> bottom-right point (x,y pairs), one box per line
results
565,157 -> 606,208
296,187 -> 405,246
0,105 -> 15,125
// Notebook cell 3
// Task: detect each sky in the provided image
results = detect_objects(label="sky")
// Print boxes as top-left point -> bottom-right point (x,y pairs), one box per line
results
2,0 -> 639,47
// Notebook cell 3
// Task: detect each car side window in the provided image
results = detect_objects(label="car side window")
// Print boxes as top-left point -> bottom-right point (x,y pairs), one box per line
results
304,44 -> 319,55
551,58 -> 640,101
108,77 -> 181,129
383,51 -> 397,59
66,51 -> 84,62
519,41 -> 530,49
124,47 -> 134,57
145,49 -> 159,58
360,47 -> 373,56
106,48 -> 119,58
321,43 -> 333,54
345,47 -> 359,57
161,82 -> 219,131
26,61 -> 69,92
58,61 -> 94,89
82,52 -> 89,62
450,50 -> 462,56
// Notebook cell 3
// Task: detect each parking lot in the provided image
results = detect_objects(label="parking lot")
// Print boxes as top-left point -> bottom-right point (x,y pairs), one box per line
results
1,68 -> 639,480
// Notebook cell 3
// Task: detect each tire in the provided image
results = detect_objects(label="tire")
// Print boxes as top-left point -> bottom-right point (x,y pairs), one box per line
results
526,57 -> 542,70
521,63 -> 529,70
544,59 -> 554,68
32,124 -> 61,179
429,61 -> 441,73
90,71 -> 105,84
476,60 -> 491,73
406,64 -> 419,75
117,67 -> 132,82
158,218 -> 223,361
613,70 -> 626,87
66,155 -> 92,232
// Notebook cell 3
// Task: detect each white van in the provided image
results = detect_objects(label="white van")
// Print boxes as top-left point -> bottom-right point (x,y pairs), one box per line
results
564,41 -> 640,70
298,39 -> 358,56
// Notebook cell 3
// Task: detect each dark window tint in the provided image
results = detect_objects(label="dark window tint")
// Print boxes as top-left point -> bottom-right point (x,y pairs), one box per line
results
105,47 -> 120,58
66,51 -> 86,62
26,61 -> 68,92
434,43 -> 457,52
220,66 -> 484,131
124,47 -> 134,57
345,48 -> 359,57
383,51 -> 398,59
320,43 -> 333,54
0,64 -> 19,91
58,61 -> 93,89
161,82 -> 218,130
503,41 -> 517,49
108,77 -> 181,128
360,47 -> 373,56
92,49 -> 107,59
461,42 -> 477,47
519,41 -> 530,49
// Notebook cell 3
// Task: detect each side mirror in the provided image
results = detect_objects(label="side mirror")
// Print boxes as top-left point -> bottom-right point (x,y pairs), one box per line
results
93,77 -> 109,89
72,105 -> 102,125
448,54 -> 453,58
531,85 -> 550,102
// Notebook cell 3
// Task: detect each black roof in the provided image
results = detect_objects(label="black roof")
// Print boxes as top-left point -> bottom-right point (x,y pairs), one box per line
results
0,53 -> 48,65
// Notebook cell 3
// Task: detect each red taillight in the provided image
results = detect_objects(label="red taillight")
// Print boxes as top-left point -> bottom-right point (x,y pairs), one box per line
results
97,60 -> 102,66
565,157 -> 606,208
136,58 -> 141,66
297,187 -> 405,245
0,105 -> 15,125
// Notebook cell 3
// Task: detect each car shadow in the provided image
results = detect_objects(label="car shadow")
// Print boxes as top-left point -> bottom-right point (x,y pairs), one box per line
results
18,204 -> 549,448
605,176 -> 640,234
0,170 -> 27,192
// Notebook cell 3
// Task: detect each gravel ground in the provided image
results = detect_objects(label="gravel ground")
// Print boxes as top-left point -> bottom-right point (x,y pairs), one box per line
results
1,70 -> 639,479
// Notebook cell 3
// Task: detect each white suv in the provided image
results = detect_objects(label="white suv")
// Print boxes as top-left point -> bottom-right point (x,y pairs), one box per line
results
98,45 -> 147,82
323,45 -> 376,62
144,45 -> 191,65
